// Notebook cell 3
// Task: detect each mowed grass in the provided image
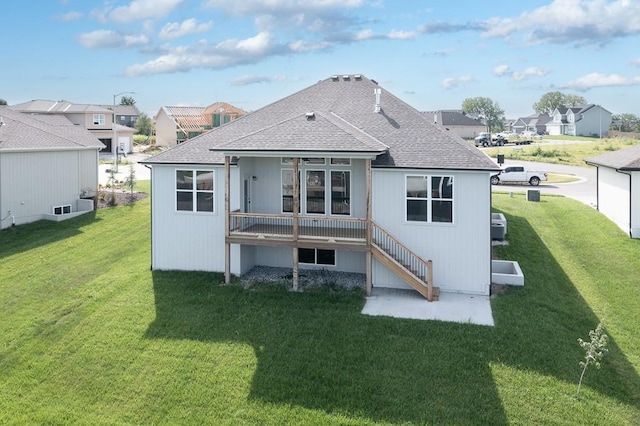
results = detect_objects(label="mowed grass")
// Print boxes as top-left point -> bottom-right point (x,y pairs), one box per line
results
484,137 -> 638,166
1,185 -> 639,424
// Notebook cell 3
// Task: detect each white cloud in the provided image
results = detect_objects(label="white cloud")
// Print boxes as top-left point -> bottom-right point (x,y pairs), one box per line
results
387,30 -> 416,40
441,75 -> 474,89
493,64 -> 510,76
288,39 -> 331,52
77,30 -> 149,49
205,0 -> 364,33
58,11 -> 83,21
125,32 -> 280,76
107,0 -> 184,23
563,72 -> 640,90
159,19 -> 214,40
229,75 -> 285,86
512,67 -> 549,80
354,29 -> 375,40
482,0 -> 640,45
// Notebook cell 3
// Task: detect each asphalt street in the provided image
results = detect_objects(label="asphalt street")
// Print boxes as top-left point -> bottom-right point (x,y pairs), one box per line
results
491,158 -> 597,207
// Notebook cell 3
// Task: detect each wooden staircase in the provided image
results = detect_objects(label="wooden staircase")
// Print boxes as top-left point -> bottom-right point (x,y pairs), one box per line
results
371,222 -> 439,302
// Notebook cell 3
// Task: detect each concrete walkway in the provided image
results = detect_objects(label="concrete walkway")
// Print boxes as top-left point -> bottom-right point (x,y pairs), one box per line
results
99,153 -> 151,185
362,288 -> 494,326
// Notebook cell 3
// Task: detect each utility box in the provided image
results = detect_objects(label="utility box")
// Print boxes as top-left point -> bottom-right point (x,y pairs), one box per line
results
491,223 -> 506,241
527,190 -> 540,202
497,154 -> 504,165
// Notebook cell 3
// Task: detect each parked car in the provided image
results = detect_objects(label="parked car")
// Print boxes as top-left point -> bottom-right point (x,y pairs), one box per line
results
490,164 -> 548,186
520,130 -> 543,139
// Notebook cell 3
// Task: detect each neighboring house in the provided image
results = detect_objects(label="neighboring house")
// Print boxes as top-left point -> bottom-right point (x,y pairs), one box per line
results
585,144 -> 640,238
141,75 -> 500,299
425,110 -> 486,139
11,99 -> 136,153
102,104 -> 139,128
155,102 -> 246,147
0,106 -> 104,229
512,113 -> 551,134
546,105 -> 612,137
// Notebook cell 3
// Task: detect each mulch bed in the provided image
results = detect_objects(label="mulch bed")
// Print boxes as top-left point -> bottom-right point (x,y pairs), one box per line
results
96,189 -> 147,209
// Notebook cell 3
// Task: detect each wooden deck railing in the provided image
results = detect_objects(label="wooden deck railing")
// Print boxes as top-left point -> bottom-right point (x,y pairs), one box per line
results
371,221 -> 435,301
229,211 -> 367,242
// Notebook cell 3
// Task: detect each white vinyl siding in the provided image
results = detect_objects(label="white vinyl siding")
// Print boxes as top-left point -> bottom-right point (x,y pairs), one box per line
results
373,169 -> 491,295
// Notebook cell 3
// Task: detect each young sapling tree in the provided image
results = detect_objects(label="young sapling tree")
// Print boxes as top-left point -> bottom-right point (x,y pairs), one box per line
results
576,322 -> 608,397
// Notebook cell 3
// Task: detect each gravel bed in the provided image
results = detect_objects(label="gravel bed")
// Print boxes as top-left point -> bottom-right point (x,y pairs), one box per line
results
239,266 -> 365,291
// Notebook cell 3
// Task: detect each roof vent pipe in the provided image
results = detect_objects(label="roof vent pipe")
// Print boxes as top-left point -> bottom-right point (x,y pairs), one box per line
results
374,88 -> 382,113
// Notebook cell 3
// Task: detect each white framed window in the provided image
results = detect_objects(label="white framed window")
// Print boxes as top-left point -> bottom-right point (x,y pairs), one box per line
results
176,170 -> 214,212
298,248 -> 335,266
330,158 -> 351,165
406,175 -> 453,223
93,114 -> 105,125
306,170 -> 325,214
281,169 -> 299,213
330,170 -> 350,215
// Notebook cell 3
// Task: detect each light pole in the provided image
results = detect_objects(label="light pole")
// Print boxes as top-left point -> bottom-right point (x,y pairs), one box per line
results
112,91 -> 136,173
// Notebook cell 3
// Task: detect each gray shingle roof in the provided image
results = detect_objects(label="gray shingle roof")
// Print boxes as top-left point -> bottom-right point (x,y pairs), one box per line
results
424,110 -> 484,127
12,100 -> 112,114
0,106 -> 105,150
144,75 -> 499,171
586,144 -> 640,170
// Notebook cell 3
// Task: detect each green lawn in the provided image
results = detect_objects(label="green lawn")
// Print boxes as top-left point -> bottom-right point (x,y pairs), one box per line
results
0,187 -> 639,424
483,137 -> 638,166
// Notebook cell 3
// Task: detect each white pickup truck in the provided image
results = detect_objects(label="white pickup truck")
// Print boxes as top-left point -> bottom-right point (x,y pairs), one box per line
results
490,165 -> 548,186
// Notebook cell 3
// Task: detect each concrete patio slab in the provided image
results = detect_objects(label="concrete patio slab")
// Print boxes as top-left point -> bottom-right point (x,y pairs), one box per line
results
362,287 -> 494,326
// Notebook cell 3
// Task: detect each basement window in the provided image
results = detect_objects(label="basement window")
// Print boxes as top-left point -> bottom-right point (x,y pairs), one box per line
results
53,205 -> 72,215
299,248 -> 335,266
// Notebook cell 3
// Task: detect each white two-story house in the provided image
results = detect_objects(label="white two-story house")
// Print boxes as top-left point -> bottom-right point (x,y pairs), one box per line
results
546,105 -> 612,137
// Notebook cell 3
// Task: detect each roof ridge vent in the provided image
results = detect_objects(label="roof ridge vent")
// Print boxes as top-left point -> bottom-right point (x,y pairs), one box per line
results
305,112 -> 315,120
354,74 -> 362,80
331,75 -> 339,81
343,75 -> 350,80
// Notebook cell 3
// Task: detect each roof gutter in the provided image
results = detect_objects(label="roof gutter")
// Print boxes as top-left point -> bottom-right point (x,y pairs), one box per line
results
0,146 -> 103,153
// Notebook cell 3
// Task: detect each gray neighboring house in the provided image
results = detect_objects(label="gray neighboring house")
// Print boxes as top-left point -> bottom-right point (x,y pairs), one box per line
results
512,113 -> 551,134
547,105 -> 612,137
142,74 -> 500,299
426,110 -> 486,139
0,106 -> 104,229
586,144 -> 640,238
103,104 -> 139,128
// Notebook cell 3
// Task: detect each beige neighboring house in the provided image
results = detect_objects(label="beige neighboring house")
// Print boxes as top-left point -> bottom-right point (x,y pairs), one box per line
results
425,110 -> 486,139
155,102 -> 246,147
0,106 -> 104,229
11,99 -> 136,153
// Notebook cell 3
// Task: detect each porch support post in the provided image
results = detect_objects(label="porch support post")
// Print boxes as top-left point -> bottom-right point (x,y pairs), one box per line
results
365,158 -> 372,296
292,157 -> 300,291
224,155 -> 231,285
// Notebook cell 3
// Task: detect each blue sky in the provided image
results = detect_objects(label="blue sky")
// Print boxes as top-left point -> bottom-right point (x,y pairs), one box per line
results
2,0 -> 639,118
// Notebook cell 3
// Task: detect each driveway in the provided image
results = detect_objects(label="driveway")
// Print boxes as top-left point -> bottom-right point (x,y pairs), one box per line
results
491,159 -> 597,207
99,152 -> 151,185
